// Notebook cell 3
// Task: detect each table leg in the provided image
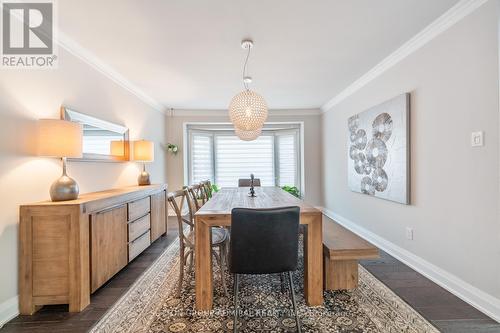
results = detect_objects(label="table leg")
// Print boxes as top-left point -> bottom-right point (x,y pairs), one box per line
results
303,214 -> 323,306
195,217 -> 213,310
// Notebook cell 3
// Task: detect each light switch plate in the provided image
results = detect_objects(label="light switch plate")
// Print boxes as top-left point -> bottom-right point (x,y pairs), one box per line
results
406,227 -> 413,240
471,131 -> 484,147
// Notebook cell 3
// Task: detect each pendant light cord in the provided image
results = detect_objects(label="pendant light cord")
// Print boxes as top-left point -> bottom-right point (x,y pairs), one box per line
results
242,46 -> 251,90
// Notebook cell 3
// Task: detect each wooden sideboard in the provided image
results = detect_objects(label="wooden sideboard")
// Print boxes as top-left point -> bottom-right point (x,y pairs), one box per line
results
19,184 -> 168,314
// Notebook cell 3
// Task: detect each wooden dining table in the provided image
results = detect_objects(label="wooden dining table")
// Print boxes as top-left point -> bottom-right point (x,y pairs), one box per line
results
194,186 -> 323,310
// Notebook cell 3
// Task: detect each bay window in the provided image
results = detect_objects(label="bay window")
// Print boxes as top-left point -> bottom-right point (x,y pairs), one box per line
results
186,123 -> 302,193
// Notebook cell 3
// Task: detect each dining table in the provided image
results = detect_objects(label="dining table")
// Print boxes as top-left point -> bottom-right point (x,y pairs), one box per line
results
194,186 -> 323,310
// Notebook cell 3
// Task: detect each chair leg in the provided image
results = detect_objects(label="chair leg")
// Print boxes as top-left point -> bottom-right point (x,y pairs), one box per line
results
280,273 -> 286,293
187,250 -> 194,273
233,274 -> 239,333
177,247 -> 185,298
219,244 -> 228,297
287,272 -> 301,333
212,249 -> 221,266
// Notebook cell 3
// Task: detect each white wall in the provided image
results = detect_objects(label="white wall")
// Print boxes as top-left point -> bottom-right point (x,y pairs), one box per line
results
322,0 -> 500,311
0,48 -> 167,322
166,110 -> 322,207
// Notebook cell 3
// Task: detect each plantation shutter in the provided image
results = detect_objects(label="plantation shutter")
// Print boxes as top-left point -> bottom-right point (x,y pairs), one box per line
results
277,134 -> 297,187
190,133 -> 214,184
214,135 -> 275,188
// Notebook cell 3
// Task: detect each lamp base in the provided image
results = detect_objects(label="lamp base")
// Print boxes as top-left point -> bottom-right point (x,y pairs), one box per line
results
50,174 -> 79,201
138,171 -> 151,186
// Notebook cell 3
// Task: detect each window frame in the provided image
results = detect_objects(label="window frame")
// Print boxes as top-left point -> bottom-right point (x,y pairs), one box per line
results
275,129 -> 301,188
184,122 -> 304,196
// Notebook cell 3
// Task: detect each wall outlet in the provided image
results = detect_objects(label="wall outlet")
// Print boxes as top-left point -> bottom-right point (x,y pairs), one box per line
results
406,227 -> 414,240
471,131 -> 484,147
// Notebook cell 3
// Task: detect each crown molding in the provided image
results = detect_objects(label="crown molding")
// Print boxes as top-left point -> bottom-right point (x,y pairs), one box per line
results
56,32 -> 165,113
321,0 -> 489,113
169,108 -> 322,117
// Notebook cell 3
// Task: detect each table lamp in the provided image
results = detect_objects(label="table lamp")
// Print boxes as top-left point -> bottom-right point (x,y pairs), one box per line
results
37,119 -> 83,201
110,140 -> 125,156
133,140 -> 154,186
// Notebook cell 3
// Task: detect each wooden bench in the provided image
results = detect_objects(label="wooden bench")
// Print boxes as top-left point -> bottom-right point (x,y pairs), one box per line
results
323,217 -> 379,290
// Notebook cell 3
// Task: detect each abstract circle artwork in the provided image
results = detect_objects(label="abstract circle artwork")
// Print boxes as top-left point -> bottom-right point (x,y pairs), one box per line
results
372,168 -> 388,192
353,153 -> 367,175
366,138 -> 388,168
372,112 -> 393,142
353,129 -> 368,150
347,94 -> 410,204
361,177 -> 375,195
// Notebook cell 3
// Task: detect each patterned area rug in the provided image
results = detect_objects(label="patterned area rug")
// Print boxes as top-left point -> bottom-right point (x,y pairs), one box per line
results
90,239 -> 438,333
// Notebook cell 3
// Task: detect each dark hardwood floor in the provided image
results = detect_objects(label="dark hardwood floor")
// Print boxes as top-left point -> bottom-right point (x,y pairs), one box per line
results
1,221 -> 179,333
361,254 -> 500,332
2,217 -> 499,332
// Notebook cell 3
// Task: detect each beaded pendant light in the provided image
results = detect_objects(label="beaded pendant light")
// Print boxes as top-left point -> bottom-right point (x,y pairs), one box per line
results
235,127 -> 262,141
229,39 -> 268,134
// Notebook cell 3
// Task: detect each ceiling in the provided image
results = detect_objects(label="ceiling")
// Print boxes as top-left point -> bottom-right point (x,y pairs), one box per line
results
59,0 -> 460,110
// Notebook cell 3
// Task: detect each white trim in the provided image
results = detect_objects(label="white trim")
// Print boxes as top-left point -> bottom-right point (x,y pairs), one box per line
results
183,122 -> 189,187
320,207 -> 500,323
172,109 -> 321,117
64,108 -> 128,133
320,0 -> 489,113
57,32 -> 165,113
0,296 -> 18,328
299,121 -> 306,198
497,0 -> 500,244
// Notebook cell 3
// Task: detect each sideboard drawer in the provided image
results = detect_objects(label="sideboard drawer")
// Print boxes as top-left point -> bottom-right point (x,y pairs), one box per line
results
129,230 -> 150,262
128,197 -> 150,221
128,213 -> 150,241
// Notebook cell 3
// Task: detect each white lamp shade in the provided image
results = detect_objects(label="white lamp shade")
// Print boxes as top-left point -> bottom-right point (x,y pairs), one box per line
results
37,119 -> 83,158
235,127 -> 262,141
133,140 -> 154,162
229,90 -> 268,131
110,140 -> 125,156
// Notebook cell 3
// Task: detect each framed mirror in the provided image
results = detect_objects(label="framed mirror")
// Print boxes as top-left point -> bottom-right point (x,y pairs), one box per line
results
61,106 -> 130,162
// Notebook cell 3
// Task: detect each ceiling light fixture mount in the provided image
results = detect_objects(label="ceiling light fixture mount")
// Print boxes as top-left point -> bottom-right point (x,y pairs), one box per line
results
241,39 -> 254,50
229,38 -> 268,140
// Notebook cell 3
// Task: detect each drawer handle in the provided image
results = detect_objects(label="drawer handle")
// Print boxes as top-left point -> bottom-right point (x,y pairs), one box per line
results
131,197 -> 149,204
96,204 -> 126,215
129,213 -> 150,224
131,230 -> 149,244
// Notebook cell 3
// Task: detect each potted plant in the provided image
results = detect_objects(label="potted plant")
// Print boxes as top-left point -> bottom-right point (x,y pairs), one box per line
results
281,185 -> 300,198
167,143 -> 179,155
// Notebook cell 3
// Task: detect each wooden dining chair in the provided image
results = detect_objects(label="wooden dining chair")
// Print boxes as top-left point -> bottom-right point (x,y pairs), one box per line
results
229,206 -> 301,333
201,180 -> 213,200
188,183 -> 207,210
167,189 -> 229,297
238,178 -> 261,187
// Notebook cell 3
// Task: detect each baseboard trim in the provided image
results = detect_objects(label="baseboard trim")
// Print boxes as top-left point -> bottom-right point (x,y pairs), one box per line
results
0,296 -> 19,328
320,207 -> 500,323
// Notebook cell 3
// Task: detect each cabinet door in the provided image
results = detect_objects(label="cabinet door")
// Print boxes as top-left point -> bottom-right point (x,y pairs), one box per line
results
150,191 -> 167,242
90,205 -> 128,293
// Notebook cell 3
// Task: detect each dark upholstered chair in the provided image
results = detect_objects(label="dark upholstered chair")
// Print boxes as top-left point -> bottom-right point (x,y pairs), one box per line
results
237,178 -> 261,187
229,206 -> 301,333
